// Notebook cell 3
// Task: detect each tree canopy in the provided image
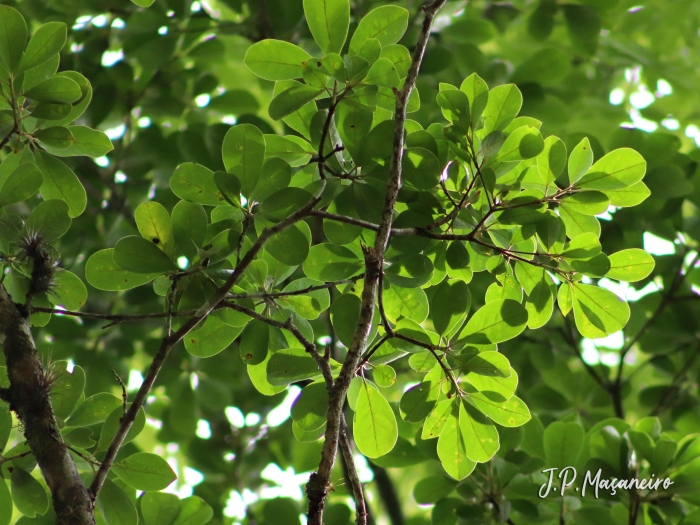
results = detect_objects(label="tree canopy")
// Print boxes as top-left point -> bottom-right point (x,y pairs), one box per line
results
1,1 -> 700,525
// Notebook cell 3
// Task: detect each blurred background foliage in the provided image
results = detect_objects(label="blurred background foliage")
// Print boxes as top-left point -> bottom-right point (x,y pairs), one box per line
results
4,0 -> 700,524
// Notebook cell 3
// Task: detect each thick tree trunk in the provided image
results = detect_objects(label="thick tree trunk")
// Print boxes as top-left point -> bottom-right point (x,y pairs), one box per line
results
0,285 -> 95,525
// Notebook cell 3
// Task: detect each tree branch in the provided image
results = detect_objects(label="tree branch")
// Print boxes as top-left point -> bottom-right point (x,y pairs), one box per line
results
306,3 -> 448,523
0,285 -> 95,525
0,122 -> 18,150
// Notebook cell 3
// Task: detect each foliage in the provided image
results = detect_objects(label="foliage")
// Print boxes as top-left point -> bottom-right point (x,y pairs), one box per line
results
1,1 -> 700,525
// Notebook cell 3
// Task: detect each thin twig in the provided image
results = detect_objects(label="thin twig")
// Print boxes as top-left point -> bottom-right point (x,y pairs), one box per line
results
112,370 -> 127,414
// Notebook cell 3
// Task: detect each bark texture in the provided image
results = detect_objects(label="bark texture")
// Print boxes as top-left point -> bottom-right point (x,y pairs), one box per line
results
0,285 -> 95,525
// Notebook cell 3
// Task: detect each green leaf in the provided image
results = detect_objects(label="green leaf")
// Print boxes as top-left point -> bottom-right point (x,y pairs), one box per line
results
467,366 -> 518,400
35,150 -> 86,217
349,5 -> 409,54
239,319 -> 271,365
11,467 -> 49,518
278,278 -> 331,320
141,492 -> 182,525
543,421 -> 584,468
354,379 -> 398,458
605,249 -> 655,282
568,137 -> 594,184
244,39 -> 311,81
572,282 -> 630,338
460,73 -> 489,129
437,89 -> 470,125
96,478 -> 138,525
336,100 -> 373,161
222,124 -> 265,197
459,300 -> 528,345
303,243 -> 363,281
171,496 -> 213,525
463,351 -> 511,380
263,135 -> 313,166
403,147 -> 441,190
604,181 -> 650,207
113,452 -> 177,491
485,274 -> 522,304
246,159 -> 290,205
576,148 -> 647,190
383,284 -> 429,324
331,293 -> 377,347
445,241 -> 472,281
365,58 -> 401,88
34,126 -> 74,149
558,282 -> 573,316
536,136 -> 567,183
267,347 -> 327,385
0,477 -> 11,525
422,398 -> 454,439
18,22 -> 66,73
66,393 -> 122,427
85,249 -> 160,291
248,351 -> 286,396
385,254 -> 433,288
31,102 -> 73,120
493,126 -> 544,162
46,71 -> 90,125
482,84 -> 522,134
259,187 -> 313,221
113,236 -> 176,274
437,401 -> 476,480
26,198 -> 71,241
50,270 -> 87,310
430,279 -> 470,336
131,0 -> 156,6
265,222 -> 310,266
269,84 -> 323,121
468,393 -> 531,427
0,5 -> 27,73
499,200 -> 547,225
304,0 -> 350,54
291,381 -> 328,431
373,364 -> 396,387
559,205 -> 600,239
186,316 -> 242,358
135,201 -> 176,259
43,125 -> 113,158
0,161 -> 42,207
413,476 -> 457,504
97,405 -> 145,452
459,399 -> 499,462
0,401 -> 12,451
561,191 -> 609,215
24,76 -> 82,104
400,365 -> 443,423
524,277 -> 553,329
380,44 -> 412,78
171,163 -> 226,206
172,201 -> 208,260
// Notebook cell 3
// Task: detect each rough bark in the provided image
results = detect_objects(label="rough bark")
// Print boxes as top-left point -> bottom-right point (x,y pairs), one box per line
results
0,285 -> 95,525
